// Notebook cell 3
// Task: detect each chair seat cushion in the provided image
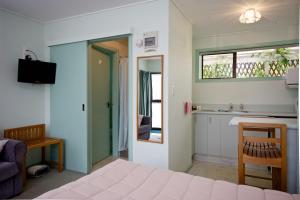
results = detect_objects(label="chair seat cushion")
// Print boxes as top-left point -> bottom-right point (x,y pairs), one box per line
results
0,162 -> 18,182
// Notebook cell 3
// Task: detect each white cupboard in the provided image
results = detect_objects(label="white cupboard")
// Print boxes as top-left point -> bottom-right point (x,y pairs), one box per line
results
207,115 -> 221,156
220,115 -> 238,159
194,113 -> 238,160
195,114 -> 207,155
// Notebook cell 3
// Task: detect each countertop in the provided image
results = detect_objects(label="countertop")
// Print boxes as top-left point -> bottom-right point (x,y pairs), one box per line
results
229,116 -> 298,129
192,110 -> 297,118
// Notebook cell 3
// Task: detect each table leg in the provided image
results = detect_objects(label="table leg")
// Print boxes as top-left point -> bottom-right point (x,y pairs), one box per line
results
272,167 -> 281,190
58,141 -> 63,172
41,146 -> 46,163
22,156 -> 27,186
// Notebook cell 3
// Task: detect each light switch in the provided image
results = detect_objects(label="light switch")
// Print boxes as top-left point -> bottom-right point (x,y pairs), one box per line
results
171,85 -> 175,96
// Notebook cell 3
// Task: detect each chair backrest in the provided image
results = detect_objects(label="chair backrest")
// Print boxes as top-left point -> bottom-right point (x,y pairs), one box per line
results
238,122 -> 287,157
239,122 -> 286,140
238,122 -> 287,191
4,124 -> 46,141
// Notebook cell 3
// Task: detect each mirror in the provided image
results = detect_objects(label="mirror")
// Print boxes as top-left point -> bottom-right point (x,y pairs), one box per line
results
137,55 -> 163,144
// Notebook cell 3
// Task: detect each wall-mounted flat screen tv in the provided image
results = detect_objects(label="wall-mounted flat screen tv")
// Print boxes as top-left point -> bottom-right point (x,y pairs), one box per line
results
18,59 -> 56,84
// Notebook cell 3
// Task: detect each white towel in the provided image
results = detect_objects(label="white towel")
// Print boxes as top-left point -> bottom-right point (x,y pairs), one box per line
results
0,139 -> 8,153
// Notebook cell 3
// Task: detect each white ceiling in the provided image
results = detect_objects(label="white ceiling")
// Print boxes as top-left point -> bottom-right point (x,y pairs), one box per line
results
175,0 -> 299,38
0,0 -> 146,22
0,0 -> 298,37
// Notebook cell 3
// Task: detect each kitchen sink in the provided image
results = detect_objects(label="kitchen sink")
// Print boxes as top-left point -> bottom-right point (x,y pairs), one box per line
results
217,109 -> 249,113
197,109 -> 250,114
229,110 -> 249,114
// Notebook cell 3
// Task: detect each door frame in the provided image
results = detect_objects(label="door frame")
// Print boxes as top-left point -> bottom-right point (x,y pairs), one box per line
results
87,35 -> 131,172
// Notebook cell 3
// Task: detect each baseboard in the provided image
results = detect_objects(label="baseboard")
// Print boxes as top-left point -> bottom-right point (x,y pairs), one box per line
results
185,161 -> 193,173
193,154 -> 268,172
193,154 -> 237,167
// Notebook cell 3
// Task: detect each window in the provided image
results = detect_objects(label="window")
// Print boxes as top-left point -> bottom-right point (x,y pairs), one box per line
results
200,46 -> 299,80
202,53 -> 235,79
151,73 -> 161,129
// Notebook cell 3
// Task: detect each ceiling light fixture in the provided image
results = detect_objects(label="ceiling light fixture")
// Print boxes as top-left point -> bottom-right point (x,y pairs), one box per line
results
239,8 -> 261,24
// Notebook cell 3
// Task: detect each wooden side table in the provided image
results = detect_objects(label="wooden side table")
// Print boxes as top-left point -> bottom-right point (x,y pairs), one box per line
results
4,124 -> 64,173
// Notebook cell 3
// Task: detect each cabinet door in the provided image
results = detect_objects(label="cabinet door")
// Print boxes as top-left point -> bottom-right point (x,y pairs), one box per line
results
195,114 -> 208,155
220,115 -> 238,159
207,115 -> 221,156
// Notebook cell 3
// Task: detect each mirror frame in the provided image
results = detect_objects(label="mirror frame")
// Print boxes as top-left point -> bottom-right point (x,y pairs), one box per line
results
137,55 -> 164,144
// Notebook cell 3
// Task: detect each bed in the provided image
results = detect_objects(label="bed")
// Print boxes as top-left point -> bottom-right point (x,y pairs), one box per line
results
36,159 -> 299,200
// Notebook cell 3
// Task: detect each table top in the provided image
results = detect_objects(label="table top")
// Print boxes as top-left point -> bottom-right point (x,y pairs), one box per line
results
26,137 -> 63,149
229,116 -> 298,129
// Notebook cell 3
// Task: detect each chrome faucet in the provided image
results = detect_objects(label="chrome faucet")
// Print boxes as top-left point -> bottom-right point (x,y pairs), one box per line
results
229,103 -> 234,111
239,104 -> 244,111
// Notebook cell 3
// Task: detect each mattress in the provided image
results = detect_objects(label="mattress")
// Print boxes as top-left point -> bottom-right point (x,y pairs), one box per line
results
36,159 -> 299,200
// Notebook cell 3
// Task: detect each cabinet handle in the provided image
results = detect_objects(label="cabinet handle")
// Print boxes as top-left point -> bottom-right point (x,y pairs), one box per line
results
208,117 -> 212,124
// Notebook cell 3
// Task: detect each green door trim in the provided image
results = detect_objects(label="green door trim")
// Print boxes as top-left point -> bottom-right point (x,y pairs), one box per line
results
92,44 -> 116,55
88,34 -> 131,44
87,34 -> 132,172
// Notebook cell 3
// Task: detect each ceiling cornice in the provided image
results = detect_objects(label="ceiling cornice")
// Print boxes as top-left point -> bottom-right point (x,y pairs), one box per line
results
45,0 -> 157,24
0,7 -> 44,24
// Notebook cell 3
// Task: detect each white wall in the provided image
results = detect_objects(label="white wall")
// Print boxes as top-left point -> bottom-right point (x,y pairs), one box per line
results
0,9 -> 46,133
0,9 -> 47,165
168,1 -> 193,171
193,80 -> 298,105
193,23 -> 299,106
193,26 -> 298,50
44,0 -> 170,169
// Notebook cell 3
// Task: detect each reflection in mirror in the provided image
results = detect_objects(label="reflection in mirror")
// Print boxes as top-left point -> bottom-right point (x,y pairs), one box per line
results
137,55 -> 163,144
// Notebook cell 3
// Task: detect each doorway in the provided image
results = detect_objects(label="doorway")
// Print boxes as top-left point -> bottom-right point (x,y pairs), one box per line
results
88,37 -> 129,169
89,45 -> 112,164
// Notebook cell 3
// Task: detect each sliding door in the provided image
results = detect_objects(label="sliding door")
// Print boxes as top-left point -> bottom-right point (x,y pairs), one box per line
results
50,41 -> 88,173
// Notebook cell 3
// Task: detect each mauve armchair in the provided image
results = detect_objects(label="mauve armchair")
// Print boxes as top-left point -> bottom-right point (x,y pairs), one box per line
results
138,116 -> 152,140
0,139 -> 27,199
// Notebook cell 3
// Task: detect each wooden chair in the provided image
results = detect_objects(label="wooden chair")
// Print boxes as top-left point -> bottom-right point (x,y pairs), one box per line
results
4,124 -> 64,173
238,122 -> 287,191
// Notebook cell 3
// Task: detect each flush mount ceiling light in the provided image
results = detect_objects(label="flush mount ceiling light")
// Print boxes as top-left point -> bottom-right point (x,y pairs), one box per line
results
239,8 -> 262,24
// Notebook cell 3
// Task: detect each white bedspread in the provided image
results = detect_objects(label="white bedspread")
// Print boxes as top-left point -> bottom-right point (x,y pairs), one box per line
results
36,159 -> 299,200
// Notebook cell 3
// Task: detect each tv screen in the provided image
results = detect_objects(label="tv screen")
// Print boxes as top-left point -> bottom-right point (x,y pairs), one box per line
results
18,59 -> 56,84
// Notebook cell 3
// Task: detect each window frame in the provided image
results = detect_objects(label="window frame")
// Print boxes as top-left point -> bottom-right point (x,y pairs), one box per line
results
196,42 -> 299,82
201,52 -> 237,79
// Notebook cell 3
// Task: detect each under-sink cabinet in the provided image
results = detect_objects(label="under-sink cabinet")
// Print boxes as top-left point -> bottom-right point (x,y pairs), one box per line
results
194,114 -> 237,161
